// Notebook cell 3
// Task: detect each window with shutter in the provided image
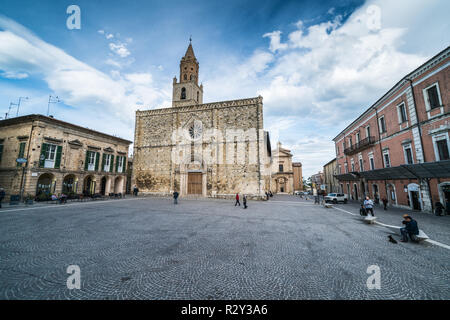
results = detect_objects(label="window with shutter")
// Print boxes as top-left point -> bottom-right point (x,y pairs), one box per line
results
54,145 -> 62,169
94,152 -> 100,171
40,143 -> 48,168
17,142 -> 26,167
43,143 -> 57,168
84,151 -> 90,170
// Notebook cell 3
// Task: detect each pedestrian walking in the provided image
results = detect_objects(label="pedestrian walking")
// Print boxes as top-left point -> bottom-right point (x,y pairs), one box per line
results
133,185 -> 139,196
0,188 -> 5,208
235,193 -> 240,206
243,195 -> 247,209
382,197 -> 388,210
173,191 -> 179,204
400,214 -> 419,242
363,196 -> 374,216
265,191 -> 269,200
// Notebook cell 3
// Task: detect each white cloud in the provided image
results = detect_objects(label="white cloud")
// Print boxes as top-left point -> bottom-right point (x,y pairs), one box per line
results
124,73 -> 152,85
204,0 -> 449,177
106,33 -> 114,39
109,42 -> 131,58
0,70 -> 29,79
105,58 -> 122,68
263,31 -> 288,53
0,14 -> 168,140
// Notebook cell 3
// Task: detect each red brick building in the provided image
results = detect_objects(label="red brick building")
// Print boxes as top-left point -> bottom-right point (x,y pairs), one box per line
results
333,46 -> 450,213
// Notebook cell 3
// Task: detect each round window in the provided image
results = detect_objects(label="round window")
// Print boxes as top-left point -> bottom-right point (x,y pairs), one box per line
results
189,122 -> 202,140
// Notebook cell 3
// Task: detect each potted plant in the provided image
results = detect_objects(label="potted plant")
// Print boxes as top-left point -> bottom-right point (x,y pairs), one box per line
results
25,194 -> 34,205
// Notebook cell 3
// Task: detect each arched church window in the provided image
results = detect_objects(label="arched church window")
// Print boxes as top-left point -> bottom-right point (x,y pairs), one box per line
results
183,74 -> 187,80
197,91 -> 199,101
181,87 -> 186,100
190,75 -> 193,80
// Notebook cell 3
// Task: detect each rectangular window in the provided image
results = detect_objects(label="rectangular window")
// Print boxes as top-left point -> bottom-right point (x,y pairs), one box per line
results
369,156 -> 375,170
117,156 -> 124,173
351,159 -> 355,172
437,139 -> 450,161
338,165 -> 342,174
104,154 -> 112,172
356,132 -> 360,144
383,151 -> 391,168
349,137 -> 352,147
403,144 -> 414,164
44,144 -> 57,168
359,157 -> 364,172
17,142 -> 26,167
379,116 -> 386,133
366,126 -> 371,138
426,85 -> 441,110
345,163 -> 348,173
279,164 -> 284,172
88,151 -> 96,171
398,103 -> 408,123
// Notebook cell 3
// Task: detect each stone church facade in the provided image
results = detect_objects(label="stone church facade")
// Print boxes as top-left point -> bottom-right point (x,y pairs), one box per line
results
133,43 -> 272,199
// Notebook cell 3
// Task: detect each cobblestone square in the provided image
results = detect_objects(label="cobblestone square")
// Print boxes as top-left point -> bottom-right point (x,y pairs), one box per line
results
0,195 -> 449,299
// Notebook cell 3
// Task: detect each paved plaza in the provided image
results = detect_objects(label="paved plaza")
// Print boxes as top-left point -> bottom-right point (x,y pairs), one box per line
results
0,195 -> 449,300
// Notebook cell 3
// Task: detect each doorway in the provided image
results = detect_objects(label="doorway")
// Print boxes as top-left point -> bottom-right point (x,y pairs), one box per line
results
411,191 -> 421,210
353,184 -> 358,201
100,177 -> 107,195
188,172 -> 202,195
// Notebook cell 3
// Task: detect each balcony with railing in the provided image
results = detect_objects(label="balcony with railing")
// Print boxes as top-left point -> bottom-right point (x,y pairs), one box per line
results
344,136 -> 376,155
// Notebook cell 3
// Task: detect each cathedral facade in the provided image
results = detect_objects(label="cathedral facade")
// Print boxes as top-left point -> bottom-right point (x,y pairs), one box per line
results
132,43 -> 272,199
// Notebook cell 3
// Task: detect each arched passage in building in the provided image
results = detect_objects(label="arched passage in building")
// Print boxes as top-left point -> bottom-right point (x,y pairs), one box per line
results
36,173 -> 56,196
372,184 -> 379,203
438,182 -> 450,214
353,183 -> 358,201
62,174 -> 77,194
387,183 -> 397,206
408,183 -> 422,211
114,176 -> 124,194
83,175 -> 96,195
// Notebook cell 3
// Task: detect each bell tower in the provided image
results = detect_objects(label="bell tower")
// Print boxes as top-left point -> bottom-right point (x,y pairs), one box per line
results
172,39 -> 203,107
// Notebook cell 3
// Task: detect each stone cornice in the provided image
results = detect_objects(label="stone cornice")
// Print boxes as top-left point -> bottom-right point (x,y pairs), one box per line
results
136,96 -> 263,117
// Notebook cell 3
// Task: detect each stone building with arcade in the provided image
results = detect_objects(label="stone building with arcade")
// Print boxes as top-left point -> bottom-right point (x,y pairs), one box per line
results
0,114 -> 131,200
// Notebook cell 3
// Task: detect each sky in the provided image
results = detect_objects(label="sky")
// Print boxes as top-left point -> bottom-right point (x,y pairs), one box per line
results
0,0 -> 449,178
